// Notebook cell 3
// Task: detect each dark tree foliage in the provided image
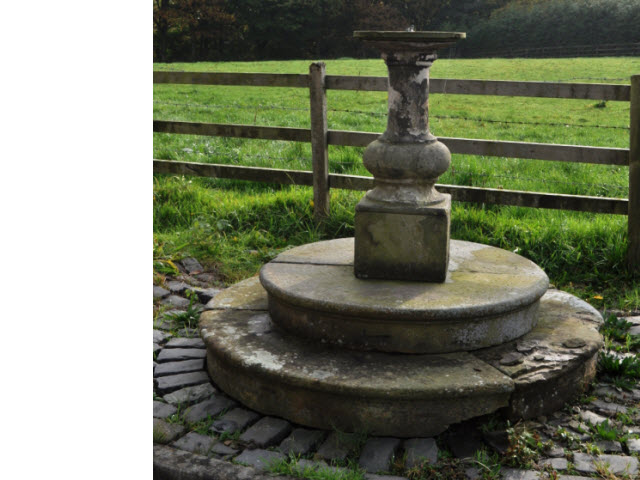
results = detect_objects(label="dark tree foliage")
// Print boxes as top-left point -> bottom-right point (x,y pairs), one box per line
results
153,0 -> 640,62
462,0 -> 640,56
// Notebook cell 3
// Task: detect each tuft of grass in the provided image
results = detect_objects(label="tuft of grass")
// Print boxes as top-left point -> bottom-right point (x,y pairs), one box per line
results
405,455 -> 466,480
473,449 -> 502,480
153,427 -> 168,444
502,424 -> 549,469
598,352 -> 640,381
601,315 -> 633,342
592,419 -> 623,442
163,290 -> 202,329
268,455 -> 366,480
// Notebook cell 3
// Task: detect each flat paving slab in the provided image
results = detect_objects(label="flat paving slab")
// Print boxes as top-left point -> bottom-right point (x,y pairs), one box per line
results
315,432 -> 361,462
156,348 -> 207,363
183,395 -> 237,423
233,449 -> 285,471
163,383 -> 216,406
279,428 -> 325,456
154,359 -> 205,377
153,418 -> 186,444
572,452 -> 638,476
358,437 -> 401,473
239,416 -> 292,448
155,371 -> 210,395
165,337 -> 205,349
403,438 -> 438,468
172,432 -> 215,456
210,408 -> 261,434
153,401 -> 178,419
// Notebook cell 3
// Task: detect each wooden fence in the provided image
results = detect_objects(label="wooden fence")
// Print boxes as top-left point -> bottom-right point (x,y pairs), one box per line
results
153,67 -> 640,273
464,42 -> 640,59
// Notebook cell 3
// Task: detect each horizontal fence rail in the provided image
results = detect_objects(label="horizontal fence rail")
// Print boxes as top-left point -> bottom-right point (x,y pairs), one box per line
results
154,71 -> 631,101
153,120 -> 629,166
153,66 -> 639,272
154,159 -> 627,215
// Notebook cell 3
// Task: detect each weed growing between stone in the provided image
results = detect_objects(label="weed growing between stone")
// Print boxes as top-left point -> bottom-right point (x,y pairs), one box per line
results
267,455 -> 366,480
163,290 -> 202,330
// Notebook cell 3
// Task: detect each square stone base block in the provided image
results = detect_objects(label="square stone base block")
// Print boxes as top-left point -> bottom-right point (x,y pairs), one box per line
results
354,195 -> 450,282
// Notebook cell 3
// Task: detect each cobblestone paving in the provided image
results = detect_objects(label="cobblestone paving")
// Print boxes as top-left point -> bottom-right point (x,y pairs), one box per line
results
153,258 -> 640,479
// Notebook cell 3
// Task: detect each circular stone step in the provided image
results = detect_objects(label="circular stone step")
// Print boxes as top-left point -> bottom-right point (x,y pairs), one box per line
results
201,281 -> 602,437
259,238 -> 549,353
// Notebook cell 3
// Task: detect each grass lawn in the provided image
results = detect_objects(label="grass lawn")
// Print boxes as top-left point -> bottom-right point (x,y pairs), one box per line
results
153,57 -> 640,311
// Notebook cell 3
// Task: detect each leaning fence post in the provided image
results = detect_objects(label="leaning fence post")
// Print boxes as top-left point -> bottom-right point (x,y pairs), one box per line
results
309,62 -> 330,221
629,74 -> 640,273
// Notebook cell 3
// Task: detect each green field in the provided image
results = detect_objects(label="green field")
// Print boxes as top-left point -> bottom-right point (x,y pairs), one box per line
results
153,57 -> 640,311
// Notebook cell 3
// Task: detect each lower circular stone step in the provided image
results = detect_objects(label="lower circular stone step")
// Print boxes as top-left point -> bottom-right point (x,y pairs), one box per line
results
259,238 -> 549,353
201,278 -> 602,437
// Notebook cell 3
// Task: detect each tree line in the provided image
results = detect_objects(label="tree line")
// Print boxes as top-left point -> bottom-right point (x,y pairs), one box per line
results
153,0 -> 640,62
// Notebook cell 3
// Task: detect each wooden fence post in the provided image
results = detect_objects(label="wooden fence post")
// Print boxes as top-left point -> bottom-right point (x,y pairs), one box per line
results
629,75 -> 640,274
309,62 -> 330,221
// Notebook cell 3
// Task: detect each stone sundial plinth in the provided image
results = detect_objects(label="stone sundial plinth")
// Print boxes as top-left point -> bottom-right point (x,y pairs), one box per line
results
199,32 -> 604,437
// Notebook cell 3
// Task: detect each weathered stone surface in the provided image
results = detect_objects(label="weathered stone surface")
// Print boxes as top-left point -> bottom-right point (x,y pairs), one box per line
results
210,408 -> 261,434
403,438 -> 438,469
153,329 -> 170,344
206,275 -> 267,311
165,337 -> 205,349
589,398 -> 628,416
579,410 -> 607,426
167,281 -> 190,295
545,445 -> 565,458
354,196 -> 451,282
177,327 -> 199,338
279,428 -> 325,455
211,442 -> 239,457
156,371 -> 210,395
154,285 -> 170,299
233,449 -> 285,471
164,383 -> 216,406
154,313 -> 180,330
315,432 -> 361,462
201,308 -> 513,437
595,440 -> 622,453
157,347 -> 206,363
358,437 -> 401,473
541,457 -> 568,470
473,290 -> 602,420
239,416 -> 292,448
261,238 -> 547,353
192,287 -> 222,304
153,418 -> 186,444
172,432 -> 216,455
627,437 -> 640,453
572,452 -> 638,476
364,474 -> 407,480
153,400 -> 178,419
464,466 -> 481,479
154,343 -> 162,355
154,444 -> 290,480
184,395 -> 237,423
163,294 -> 190,309
181,257 -> 204,274
154,359 -> 205,377
500,469 -> 540,480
